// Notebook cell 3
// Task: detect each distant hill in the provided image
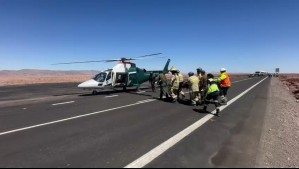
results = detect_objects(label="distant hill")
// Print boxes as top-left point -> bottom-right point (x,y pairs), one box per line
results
0,69 -> 100,86
0,69 -> 99,77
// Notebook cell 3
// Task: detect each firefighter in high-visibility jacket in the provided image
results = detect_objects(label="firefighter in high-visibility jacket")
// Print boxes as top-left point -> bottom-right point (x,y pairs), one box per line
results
204,73 -> 220,116
188,72 -> 200,105
170,67 -> 180,101
217,68 -> 231,104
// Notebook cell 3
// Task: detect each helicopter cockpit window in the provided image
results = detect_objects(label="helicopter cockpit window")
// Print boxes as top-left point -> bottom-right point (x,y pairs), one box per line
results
94,73 -> 107,82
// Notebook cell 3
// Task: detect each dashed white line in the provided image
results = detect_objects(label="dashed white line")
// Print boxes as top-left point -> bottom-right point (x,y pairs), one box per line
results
0,99 -> 156,137
105,95 -> 119,98
52,101 -> 75,106
231,78 -> 253,83
137,99 -> 156,104
124,77 -> 268,168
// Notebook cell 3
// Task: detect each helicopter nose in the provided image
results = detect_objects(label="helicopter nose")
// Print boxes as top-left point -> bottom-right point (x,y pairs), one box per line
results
78,79 -> 99,88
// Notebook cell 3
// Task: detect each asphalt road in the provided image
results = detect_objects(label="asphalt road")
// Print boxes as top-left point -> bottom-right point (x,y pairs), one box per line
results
0,76 -> 270,167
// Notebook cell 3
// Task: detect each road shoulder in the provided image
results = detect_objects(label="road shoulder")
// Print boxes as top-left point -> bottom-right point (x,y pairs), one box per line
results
256,78 -> 299,167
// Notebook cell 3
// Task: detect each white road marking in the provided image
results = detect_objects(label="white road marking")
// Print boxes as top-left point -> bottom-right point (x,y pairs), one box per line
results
137,91 -> 147,94
125,77 -> 268,168
52,101 -> 75,106
231,78 -> 253,83
0,99 -> 156,137
105,95 -> 119,98
137,99 -> 156,104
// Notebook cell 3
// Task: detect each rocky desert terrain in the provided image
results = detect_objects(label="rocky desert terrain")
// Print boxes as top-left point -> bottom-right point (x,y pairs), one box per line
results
279,74 -> 299,100
257,76 -> 299,167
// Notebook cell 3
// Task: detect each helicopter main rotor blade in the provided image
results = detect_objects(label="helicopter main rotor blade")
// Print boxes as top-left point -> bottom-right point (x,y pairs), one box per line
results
52,60 -> 107,65
52,53 -> 163,65
132,53 -> 163,59
104,54 -> 163,62
104,59 -> 124,63
128,56 -> 166,60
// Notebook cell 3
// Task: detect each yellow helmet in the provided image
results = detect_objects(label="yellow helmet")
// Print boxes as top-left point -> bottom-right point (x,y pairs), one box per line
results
170,67 -> 178,72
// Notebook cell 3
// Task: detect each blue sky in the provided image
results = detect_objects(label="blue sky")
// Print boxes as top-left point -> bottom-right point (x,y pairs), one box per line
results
0,0 -> 298,73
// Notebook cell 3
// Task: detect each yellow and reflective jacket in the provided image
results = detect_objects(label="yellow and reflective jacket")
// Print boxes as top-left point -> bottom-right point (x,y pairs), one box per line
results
207,78 -> 220,94
217,72 -> 231,87
188,75 -> 200,92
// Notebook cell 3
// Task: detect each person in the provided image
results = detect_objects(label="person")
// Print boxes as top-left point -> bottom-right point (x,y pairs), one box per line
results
156,72 -> 170,100
204,73 -> 220,116
149,72 -> 156,92
197,68 -> 208,104
170,67 -> 180,102
177,70 -> 186,99
188,72 -> 200,105
217,68 -> 231,104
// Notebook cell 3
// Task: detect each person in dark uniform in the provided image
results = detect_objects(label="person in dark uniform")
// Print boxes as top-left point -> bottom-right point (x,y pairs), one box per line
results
156,73 -> 170,100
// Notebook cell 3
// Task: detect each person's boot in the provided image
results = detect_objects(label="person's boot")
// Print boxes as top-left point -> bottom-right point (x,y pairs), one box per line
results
220,95 -> 225,102
224,97 -> 228,104
203,106 -> 207,112
220,96 -> 226,105
215,108 -> 220,117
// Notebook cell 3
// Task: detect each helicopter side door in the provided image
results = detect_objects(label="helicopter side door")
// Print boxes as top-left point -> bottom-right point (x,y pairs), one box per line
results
128,71 -> 137,87
104,71 -> 113,87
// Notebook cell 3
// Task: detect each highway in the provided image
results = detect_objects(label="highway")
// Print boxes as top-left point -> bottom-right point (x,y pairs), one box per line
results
0,76 -> 270,167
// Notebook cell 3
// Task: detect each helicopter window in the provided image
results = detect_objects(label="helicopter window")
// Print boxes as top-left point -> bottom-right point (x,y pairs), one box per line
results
116,73 -> 127,83
106,72 -> 112,81
94,73 -> 107,82
129,73 -> 137,80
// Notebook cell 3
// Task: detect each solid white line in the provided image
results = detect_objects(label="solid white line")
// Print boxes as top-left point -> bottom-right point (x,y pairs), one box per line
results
105,95 -> 119,98
0,99 -> 156,137
52,101 -> 75,106
124,77 -> 268,168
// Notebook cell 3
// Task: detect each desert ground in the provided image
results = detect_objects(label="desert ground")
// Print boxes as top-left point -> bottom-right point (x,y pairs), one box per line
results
0,70 -> 98,86
0,70 -> 250,87
257,75 -> 299,167
279,74 -> 299,100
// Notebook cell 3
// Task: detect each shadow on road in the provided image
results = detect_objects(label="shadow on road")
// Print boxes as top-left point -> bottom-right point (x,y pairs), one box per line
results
78,87 -> 152,97
193,108 -> 213,115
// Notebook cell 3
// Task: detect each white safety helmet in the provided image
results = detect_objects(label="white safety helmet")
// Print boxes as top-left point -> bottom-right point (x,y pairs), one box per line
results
220,68 -> 226,72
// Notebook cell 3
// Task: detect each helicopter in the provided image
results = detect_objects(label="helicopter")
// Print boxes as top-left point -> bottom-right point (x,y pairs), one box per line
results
53,53 -> 171,95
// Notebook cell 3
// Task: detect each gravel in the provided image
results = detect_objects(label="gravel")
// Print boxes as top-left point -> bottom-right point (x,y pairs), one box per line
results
256,78 -> 299,167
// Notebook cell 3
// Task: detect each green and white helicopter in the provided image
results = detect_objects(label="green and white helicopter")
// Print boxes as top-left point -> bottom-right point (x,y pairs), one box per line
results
54,53 -> 170,94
